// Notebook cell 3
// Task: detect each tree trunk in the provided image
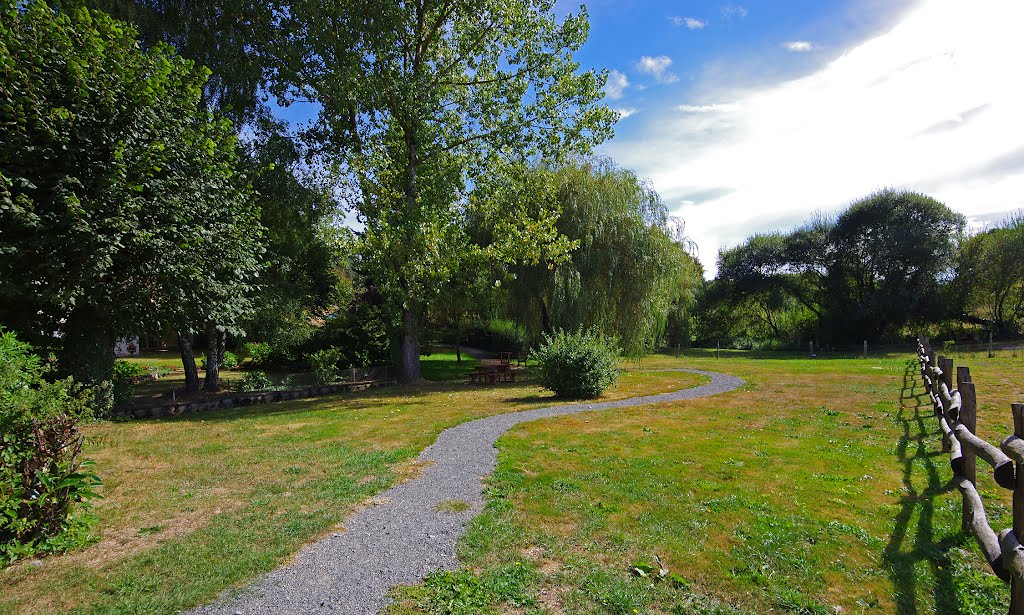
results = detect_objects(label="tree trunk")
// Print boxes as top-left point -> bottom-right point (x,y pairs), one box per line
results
178,332 -> 200,393
455,319 -> 462,363
217,330 -> 226,368
398,308 -> 421,384
539,297 -> 553,334
203,324 -> 221,392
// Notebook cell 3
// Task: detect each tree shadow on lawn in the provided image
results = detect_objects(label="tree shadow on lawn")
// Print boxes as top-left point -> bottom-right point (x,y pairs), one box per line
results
135,379 -> 540,425
883,360 -> 969,614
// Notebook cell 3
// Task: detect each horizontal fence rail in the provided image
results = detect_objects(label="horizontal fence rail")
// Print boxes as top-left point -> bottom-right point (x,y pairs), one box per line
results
917,336 -> 1024,610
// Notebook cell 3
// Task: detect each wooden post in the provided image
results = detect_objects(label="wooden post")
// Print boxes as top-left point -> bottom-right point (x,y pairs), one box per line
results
716,341 -> 720,359
810,340 -> 814,357
863,340 -> 868,359
958,367 -> 977,534
990,331 -> 995,359
1012,403 -> 1024,613
940,357 -> 954,394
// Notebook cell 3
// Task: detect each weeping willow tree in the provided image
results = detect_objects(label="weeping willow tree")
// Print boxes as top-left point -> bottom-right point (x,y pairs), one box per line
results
502,157 -> 701,357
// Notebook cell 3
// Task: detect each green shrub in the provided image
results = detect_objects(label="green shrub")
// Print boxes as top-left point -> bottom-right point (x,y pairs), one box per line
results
0,329 -> 101,564
243,342 -> 273,367
111,360 -> 145,407
465,318 -> 530,352
238,371 -> 273,392
308,347 -> 344,384
200,351 -> 239,370
532,329 -> 620,399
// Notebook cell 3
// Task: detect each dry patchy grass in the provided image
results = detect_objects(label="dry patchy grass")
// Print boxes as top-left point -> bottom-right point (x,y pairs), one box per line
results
0,364 -> 701,614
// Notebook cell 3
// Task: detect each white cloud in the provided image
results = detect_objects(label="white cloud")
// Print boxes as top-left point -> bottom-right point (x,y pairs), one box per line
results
782,41 -> 815,52
616,107 -> 639,119
721,4 -> 748,20
675,103 -> 743,113
604,69 -> 629,100
670,16 -> 707,30
636,55 -> 679,84
603,0 -> 1024,276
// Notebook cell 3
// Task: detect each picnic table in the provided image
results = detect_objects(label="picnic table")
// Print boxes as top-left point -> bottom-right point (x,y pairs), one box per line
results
468,354 -> 518,384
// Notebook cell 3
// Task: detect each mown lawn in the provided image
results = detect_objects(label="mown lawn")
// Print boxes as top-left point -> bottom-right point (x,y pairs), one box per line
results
0,358 -> 703,615
389,350 -> 1024,615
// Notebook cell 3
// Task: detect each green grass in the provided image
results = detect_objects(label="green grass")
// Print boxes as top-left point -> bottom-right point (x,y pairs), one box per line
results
10,348 -> 1020,614
389,350 -> 1024,614
0,357 -> 702,614
420,351 -> 480,381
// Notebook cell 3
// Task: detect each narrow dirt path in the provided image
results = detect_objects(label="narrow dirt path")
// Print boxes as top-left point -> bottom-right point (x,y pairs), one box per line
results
194,369 -> 744,614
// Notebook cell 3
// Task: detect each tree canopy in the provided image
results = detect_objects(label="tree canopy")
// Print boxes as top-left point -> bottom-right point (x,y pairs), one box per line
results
706,189 -> 966,346
499,157 -> 701,357
0,1 -> 262,395
274,0 -> 617,381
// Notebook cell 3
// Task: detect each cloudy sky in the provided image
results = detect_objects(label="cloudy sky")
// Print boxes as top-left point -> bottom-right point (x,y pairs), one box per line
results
560,0 -> 1024,275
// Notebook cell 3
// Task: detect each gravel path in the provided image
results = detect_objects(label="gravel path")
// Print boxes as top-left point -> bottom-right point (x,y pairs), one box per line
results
192,369 -> 743,615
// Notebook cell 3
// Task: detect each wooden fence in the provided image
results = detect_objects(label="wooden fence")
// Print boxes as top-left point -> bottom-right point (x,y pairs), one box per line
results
917,336 -> 1024,612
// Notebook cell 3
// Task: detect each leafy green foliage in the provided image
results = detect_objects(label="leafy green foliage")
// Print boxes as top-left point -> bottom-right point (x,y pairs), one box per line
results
277,0 -> 616,382
307,348 -> 344,384
0,1 -> 263,390
0,329 -> 100,564
200,351 -> 238,370
532,329 -> 620,398
708,189 -> 966,345
237,371 -> 273,392
499,157 -> 701,357
111,360 -> 146,407
243,342 -> 273,367
954,213 -> 1024,337
86,0 -> 275,126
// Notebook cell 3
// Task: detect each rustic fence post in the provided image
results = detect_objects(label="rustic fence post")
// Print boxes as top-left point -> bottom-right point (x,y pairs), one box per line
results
990,331 -> 995,359
958,367 -> 977,534
863,340 -> 868,359
1012,403 -> 1024,614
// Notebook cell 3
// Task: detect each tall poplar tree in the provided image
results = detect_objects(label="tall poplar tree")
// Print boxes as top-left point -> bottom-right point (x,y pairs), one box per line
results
275,0 -> 616,382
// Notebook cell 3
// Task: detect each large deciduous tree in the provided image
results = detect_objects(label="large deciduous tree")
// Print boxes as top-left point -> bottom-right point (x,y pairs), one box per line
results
86,0 -> 275,125
711,189 -> 965,345
954,214 -> 1024,337
501,157 -> 702,357
275,0 -> 616,382
0,1 -> 262,397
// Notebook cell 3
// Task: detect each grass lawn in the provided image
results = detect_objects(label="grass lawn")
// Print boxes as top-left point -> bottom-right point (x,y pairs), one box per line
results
388,350 -> 1024,614
0,358 -> 704,615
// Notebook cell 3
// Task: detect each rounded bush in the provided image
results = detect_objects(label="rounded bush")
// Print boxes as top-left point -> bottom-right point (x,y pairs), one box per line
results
307,347 -> 344,384
238,371 -> 273,392
532,329 -> 620,399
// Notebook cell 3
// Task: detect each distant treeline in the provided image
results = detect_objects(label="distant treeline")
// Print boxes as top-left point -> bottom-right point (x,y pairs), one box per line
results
696,189 -> 1024,349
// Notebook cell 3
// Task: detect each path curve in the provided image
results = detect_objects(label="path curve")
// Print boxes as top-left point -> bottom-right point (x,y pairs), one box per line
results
194,369 -> 743,614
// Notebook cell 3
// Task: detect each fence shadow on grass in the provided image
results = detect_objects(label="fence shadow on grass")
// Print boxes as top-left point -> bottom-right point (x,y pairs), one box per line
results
883,359 -> 967,614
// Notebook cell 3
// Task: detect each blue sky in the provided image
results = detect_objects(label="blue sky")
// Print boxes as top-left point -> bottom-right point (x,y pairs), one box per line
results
572,0 -> 1024,275
278,0 -> 1024,276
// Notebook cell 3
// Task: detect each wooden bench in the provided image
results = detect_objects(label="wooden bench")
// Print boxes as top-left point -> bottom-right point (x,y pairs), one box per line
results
469,364 -> 516,384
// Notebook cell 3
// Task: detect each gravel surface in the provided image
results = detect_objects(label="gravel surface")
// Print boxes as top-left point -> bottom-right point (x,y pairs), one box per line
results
191,369 -> 743,615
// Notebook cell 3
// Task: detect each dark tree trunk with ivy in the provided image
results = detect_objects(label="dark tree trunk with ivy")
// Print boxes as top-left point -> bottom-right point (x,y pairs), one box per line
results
203,324 -> 223,392
177,332 -> 200,393
398,308 -> 421,383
